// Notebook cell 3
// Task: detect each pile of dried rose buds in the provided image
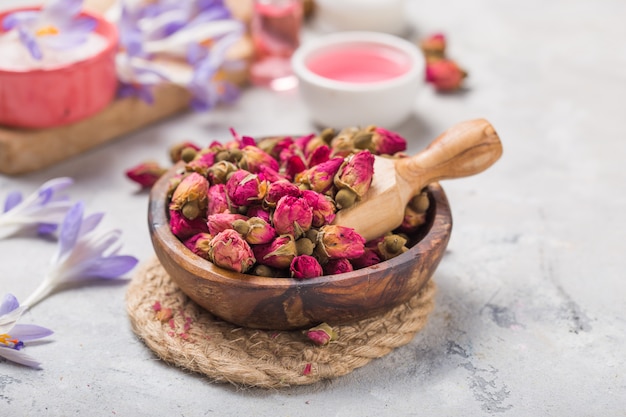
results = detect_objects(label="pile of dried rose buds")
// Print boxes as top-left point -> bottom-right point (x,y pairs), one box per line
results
165,126 -> 430,279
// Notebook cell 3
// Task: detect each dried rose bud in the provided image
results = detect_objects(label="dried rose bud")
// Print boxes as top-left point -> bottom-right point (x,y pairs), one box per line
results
246,205 -> 271,223
243,217 -> 276,245
369,127 -> 407,155
351,131 -> 373,151
239,135 -> 256,148
425,59 -> 467,91
207,212 -> 248,235
409,191 -> 430,213
169,173 -> 209,220
307,144 -> 331,167
317,225 -> 366,259
238,145 -> 280,174
305,228 -> 319,243
169,209 -> 209,240
257,164 -> 283,183
256,135 -> 288,159
207,160 -> 238,184
334,150 -> 375,198
304,129 -> 334,156
306,323 -> 337,346
251,264 -> 279,277
290,254 -> 324,279
183,232 -> 214,259
207,184 -> 229,215
215,148 -> 243,164
264,179 -> 301,208
420,33 -> 446,61
170,141 -> 201,163
273,195 -> 313,237
377,234 -> 408,260
232,219 -> 250,236
270,136 -> 295,159
166,175 -> 183,198
253,234 -> 297,269
186,151 -> 216,176
225,170 -> 268,208
301,190 -> 336,227
295,237 -> 315,256
295,157 -> 343,194
155,307 -> 173,323
207,140 -> 224,151
293,133 -> 315,150
398,205 -> 427,233
350,247 -> 382,269
323,258 -> 353,275
284,153 -> 308,180
125,161 -> 167,188
334,188 -> 357,210
330,127 -> 359,157
208,229 -> 256,273
228,127 -> 256,148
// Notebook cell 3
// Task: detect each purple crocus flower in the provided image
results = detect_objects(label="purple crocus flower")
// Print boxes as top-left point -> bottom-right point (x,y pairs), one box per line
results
116,56 -> 171,104
0,177 -> 74,239
0,294 -> 53,368
1,0 -> 96,60
116,0 -> 244,110
21,201 -> 138,309
186,34 -> 242,111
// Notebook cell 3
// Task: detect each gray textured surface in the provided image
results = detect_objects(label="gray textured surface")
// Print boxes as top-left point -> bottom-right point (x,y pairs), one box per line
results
1,0 -> 625,415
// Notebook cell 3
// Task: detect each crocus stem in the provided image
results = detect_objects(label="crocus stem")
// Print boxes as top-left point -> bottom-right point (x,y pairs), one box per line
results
21,279 -> 54,310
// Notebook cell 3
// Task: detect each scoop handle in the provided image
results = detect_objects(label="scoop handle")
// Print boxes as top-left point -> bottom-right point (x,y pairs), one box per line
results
395,119 -> 503,195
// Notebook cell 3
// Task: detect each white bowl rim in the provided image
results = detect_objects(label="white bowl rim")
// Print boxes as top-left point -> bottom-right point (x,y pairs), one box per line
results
291,31 -> 424,92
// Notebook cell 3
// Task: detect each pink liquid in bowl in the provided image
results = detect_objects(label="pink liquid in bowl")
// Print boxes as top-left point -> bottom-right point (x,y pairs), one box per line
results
305,44 -> 412,83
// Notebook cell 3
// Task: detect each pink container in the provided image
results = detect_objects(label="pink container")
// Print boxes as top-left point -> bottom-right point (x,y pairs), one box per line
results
0,8 -> 118,129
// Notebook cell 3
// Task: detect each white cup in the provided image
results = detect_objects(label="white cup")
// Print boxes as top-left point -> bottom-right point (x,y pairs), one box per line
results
292,31 -> 424,129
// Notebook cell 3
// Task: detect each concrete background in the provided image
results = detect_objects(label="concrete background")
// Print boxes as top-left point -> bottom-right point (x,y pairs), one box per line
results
1,0 -> 625,415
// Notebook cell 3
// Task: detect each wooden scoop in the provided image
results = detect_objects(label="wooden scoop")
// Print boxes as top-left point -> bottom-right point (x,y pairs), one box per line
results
333,118 -> 503,241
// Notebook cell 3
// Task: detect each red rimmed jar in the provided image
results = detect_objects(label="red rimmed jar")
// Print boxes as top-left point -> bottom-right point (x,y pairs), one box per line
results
0,7 -> 118,129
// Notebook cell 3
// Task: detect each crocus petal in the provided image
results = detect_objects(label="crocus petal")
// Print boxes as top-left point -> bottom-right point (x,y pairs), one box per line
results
0,347 -> 41,368
0,294 -> 19,316
79,255 -> 139,279
3,192 -> 22,213
10,324 -> 54,341
37,223 -> 58,235
68,229 -> 124,264
17,25 -> 42,60
0,303 -> 25,334
45,0 -> 83,21
2,11 -> 38,30
57,202 -> 84,260
42,17 -> 97,50
78,212 -> 104,236
0,177 -> 74,239
39,177 -> 74,195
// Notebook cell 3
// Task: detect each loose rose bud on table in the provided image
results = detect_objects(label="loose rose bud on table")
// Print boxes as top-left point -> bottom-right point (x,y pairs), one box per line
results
419,33 -> 468,92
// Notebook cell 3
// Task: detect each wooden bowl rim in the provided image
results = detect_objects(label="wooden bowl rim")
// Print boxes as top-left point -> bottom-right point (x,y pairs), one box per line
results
149,163 -> 452,290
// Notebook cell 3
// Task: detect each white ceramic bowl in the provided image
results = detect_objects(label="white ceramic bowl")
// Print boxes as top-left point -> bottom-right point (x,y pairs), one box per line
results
292,31 -> 424,129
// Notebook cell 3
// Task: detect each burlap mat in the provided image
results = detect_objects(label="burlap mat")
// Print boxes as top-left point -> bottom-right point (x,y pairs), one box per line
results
126,257 -> 436,388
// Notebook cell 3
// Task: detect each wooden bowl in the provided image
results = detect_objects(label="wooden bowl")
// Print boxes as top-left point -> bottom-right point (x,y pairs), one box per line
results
148,167 -> 452,330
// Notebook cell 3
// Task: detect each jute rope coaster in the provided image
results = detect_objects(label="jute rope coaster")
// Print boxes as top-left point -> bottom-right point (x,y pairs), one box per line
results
126,258 -> 436,388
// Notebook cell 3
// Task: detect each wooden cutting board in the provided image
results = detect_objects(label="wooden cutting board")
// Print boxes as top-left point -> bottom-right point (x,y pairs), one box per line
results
0,0 -> 253,176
